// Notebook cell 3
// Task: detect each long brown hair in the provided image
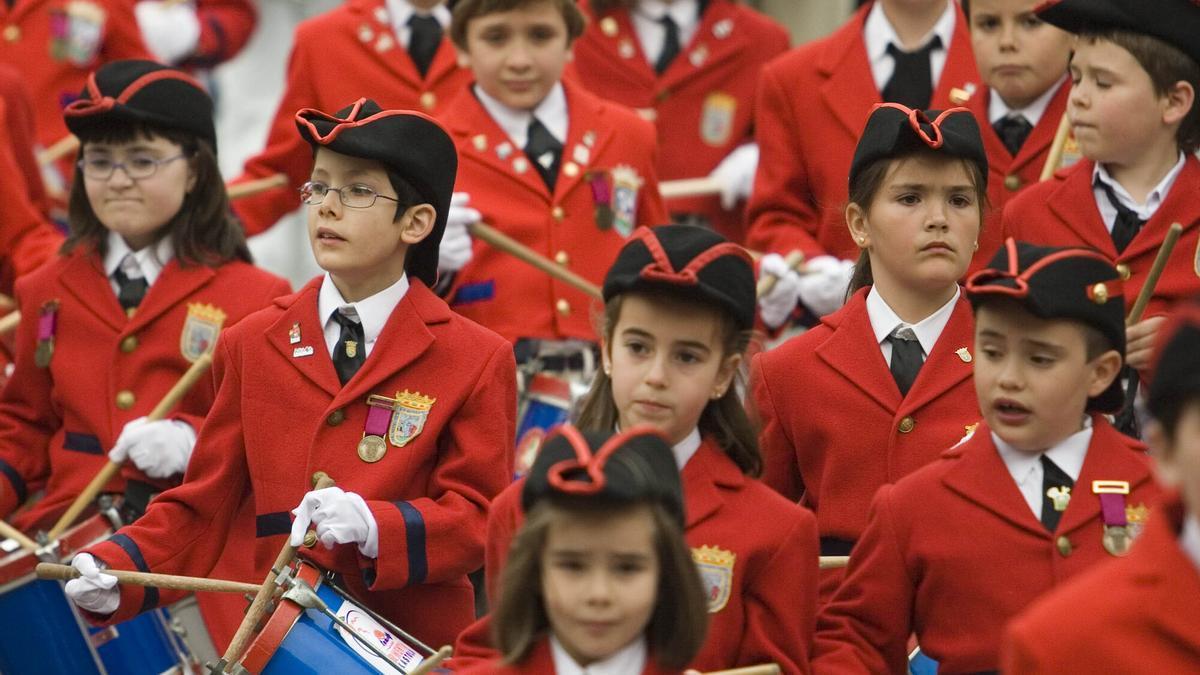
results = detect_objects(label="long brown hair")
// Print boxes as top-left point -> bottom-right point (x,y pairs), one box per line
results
492,499 -> 709,669
63,122 -> 252,266
575,289 -> 761,476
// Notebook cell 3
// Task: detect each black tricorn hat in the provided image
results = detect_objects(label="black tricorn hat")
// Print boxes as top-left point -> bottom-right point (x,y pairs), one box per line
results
850,104 -> 988,190
64,60 -> 215,148
522,425 -> 683,525
295,98 -> 457,287
1036,0 -> 1200,67
1147,298 -> 1200,421
966,239 -> 1127,413
603,224 -> 756,330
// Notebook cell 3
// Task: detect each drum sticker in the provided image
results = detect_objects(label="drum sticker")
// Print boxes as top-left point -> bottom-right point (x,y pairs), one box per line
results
388,390 -> 436,448
692,545 -> 735,613
700,92 -> 737,147
334,599 -> 424,675
49,1 -> 107,66
610,165 -> 642,238
180,303 -> 227,362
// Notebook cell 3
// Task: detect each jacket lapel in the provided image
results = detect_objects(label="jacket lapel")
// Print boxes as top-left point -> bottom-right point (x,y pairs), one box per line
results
1046,160 -> 1117,255
1057,419 -> 1154,537
681,438 -> 743,529
941,427 -> 1048,536
900,295 -> 975,413
347,0 -> 423,89
58,250 -> 126,332
125,260 -> 215,335
1010,80 -> 1071,173
658,0 -> 751,93
816,6 -> 880,139
815,290 -> 900,413
1120,156 -> 1200,262
445,89 -> 551,202
266,279 -> 341,398
552,83 -> 615,204
929,5 -> 981,107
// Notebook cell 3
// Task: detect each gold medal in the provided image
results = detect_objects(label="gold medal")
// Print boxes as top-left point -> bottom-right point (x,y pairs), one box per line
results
344,340 -> 358,359
1102,525 -> 1130,556
35,338 -> 54,368
357,434 -> 387,463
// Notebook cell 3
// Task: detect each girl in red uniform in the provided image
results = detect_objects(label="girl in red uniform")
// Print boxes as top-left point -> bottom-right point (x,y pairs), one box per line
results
459,425 -> 708,675
752,104 -> 987,604
455,224 -> 819,674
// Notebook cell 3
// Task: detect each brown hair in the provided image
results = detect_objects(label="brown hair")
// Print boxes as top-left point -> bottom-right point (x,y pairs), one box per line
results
450,0 -> 587,50
575,289 -> 762,476
587,0 -> 635,12
846,150 -> 989,295
1079,30 -> 1200,153
492,499 -> 708,669
63,122 -> 252,266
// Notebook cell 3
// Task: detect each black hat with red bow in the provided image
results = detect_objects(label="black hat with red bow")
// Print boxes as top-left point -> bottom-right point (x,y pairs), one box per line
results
64,60 -> 215,147
850,103 -> 988,190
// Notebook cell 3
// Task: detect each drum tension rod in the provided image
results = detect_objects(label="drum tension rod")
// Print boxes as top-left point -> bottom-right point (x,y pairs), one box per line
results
283,579 -> 411,673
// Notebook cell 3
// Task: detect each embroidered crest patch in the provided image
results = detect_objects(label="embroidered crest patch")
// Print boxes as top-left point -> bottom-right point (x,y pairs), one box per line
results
388,390 -> 436,447
180,303 -> 226,362
692,545 -> 735,613
700,92 -> 737,147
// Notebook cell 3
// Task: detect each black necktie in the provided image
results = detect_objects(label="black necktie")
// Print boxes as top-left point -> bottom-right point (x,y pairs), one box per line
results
331,311 -> 365,386
407,14 -> 442,78
112,259 -> 148,312
993,115 -> 1033,157
655,14 -> 681,75
1039,455 -> 1074,532
882,36 -> 942,110
887,327 -> 924,397
1096,179 -> 1146,254
525,117 -> 562,191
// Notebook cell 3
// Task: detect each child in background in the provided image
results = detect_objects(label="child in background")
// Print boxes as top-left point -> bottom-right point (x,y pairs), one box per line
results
753,104 -> 984,604
458,425 -> 708,674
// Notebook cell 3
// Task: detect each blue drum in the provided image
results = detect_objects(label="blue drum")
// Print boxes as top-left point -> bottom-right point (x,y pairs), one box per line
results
514,374 -> 575,477
0,514 -> 194,674
240,562 -> 429,674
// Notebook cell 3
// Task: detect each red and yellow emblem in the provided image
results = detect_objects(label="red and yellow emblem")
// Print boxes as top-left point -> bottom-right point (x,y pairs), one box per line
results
692,545 -> 735,613
388,390 -> 436,447
180,303 -> 226,362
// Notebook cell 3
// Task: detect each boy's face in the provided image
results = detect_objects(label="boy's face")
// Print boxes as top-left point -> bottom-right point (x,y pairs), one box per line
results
1149,403 -> 1200,518
1068,38 -> 1169,166
973,302 -> 1121,453
968,0 -> 1071,110
460,1 -> 572,112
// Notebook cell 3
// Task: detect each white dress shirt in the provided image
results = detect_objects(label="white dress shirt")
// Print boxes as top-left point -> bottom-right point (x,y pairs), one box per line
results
866,286 -> 959,366
104,230 -> 174,295
994,416 -> 1092,519
1092,153 -> 1186,234
474,82 -> 569,148
987,74 -> 1065,128
317,272 -> 409,359
550,634 -> 647,675
631,0 -> 700,68
384,0 -> 451,49
863,0 -> 956,93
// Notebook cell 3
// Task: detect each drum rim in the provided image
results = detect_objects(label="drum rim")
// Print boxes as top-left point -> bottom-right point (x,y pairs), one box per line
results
240,562 -> 319,672
0,514 -> 112,584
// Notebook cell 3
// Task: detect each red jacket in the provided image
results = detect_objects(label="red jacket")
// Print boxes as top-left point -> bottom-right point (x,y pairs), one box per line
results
745,1 -> 979,260
1003,493 -> 1200,674
451,438 -> 819,675
963,80 -> 1071,275
442,81 -> 667,343
812,418 -> 1159,674
998,156 -> 1200,320
455,637 -> 682,675
84,278 -> 516,650
184,0 -> 257,68
0,0 -> 149,156
568,0 -> 790,243
752,288 -> 979,602
0,248 -> 290,531
230,0 -> 471,235
0,91 -> 63,295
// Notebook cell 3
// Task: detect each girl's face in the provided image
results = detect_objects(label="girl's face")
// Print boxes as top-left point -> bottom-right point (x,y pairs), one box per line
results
847,155 -> 981,296
541,504 -> 660,666
602,294 -> 740,446
82,135 -> 195,250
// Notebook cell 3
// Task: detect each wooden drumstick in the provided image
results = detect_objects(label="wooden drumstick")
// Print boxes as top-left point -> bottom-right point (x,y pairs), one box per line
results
819,555 -> 849,569
0,294 -> 15,311
701,664 -> 782,675
756,250 -> 807,299
36,562 -> 261,595
38,134 -> 81,167
409,645 -> 453,675
0,518 -> 39,553
660,176 -> 724,200
1126,223 -> 1183,326
220,471 -> 335,672
1039,112 -> 1072,181
469,221 -> 603,300
227,173 -> 289,201
45,352 -> 215,541
0,311 -> 21,335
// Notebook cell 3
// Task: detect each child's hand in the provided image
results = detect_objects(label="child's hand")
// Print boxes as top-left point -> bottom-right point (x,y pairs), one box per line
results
440,192 -> 478,273
757,252 -> 803,328
108,417 -> 196,478
708,143 -> 759,210
290,487 -> 379,558
64,553 -> 120,615
1125,315 -> 1165,372
135,1 -> 201,65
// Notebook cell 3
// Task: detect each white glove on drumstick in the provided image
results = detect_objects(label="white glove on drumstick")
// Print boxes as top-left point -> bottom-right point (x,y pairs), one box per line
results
708,143 -> 759,210
439,192 -> 478,273
135,1 -> 201,65
795,255 -> 855,317
65,553 -> 120,615
757,252 -> 803,329
290,487 -> 380,559
108,417 -> 197,479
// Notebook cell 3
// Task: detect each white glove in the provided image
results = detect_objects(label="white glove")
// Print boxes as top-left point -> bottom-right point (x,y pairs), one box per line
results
757,253 -> 803,329
796,255 -> 855,317
708,143 -> 759,210
135,1 -> 201,65
290,487 -> 379,559
439,192 -> 478,273
64,553 -> 120,615
108,417 -> 197,479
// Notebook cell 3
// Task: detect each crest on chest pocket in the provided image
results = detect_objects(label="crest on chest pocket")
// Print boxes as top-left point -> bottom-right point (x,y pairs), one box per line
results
692,545 -> 735,613
180,303 -> 226,362
700,92 -> 737,147
49,0 -> 107,66
388,390 -> 436,447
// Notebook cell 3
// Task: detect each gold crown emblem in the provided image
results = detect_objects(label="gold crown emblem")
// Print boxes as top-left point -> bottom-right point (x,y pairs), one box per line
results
1125,503 -> 1150,524
395,390 -> 436,411
187,302 -> 228,325
692,545 -> 736,567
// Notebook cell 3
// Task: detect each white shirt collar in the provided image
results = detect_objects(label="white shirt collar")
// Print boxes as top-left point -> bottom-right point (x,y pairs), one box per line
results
631,0 -> 701,64
866,285 -> 960,357
993,416 -> 1092,519
104,230 -> 174,286
863,0 -> 955,91
1181,512 -> 1200,574
384,0 -> 451,49
317,272 -> 410,358
673,427 -> 702,470
987,75 -> 1066,127
550,634 -> 647,675
473,82 -> 568,149
1092,153 -> 1186,223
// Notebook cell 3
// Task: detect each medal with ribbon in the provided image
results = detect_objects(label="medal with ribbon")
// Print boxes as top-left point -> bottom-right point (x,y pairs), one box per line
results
358,400 -> 391,463
1093,480 -> 1131,556
35,300 -> 59,368
588,170 -> 614,231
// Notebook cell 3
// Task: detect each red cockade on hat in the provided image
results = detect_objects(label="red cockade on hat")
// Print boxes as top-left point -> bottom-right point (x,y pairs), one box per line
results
545,424 -> 665,496
629,226 -> 751,287
64,70 -> 204,119
295,98 -> 443,146
966,238 -> 1124,301
874,102 -> 972,150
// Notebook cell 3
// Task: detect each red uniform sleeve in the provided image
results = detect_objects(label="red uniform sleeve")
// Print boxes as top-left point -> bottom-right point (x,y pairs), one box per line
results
360,341 -> 517,590
744,61 -> 827,259
812,484 -> 914,674
104,0 -> 154,60
750,352 -> 804,503
186,0 -> 257,67
634,119 -> 668,227
1001,619 -> 1047,675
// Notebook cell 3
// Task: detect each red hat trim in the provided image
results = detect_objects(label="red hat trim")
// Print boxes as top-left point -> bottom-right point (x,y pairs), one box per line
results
63,69 -> 205,119
874,103 -> 972,149
295,98 -> 447,146
545,424 -> 667,496
629,226 -> 751,287
965,237 -> 1124,299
